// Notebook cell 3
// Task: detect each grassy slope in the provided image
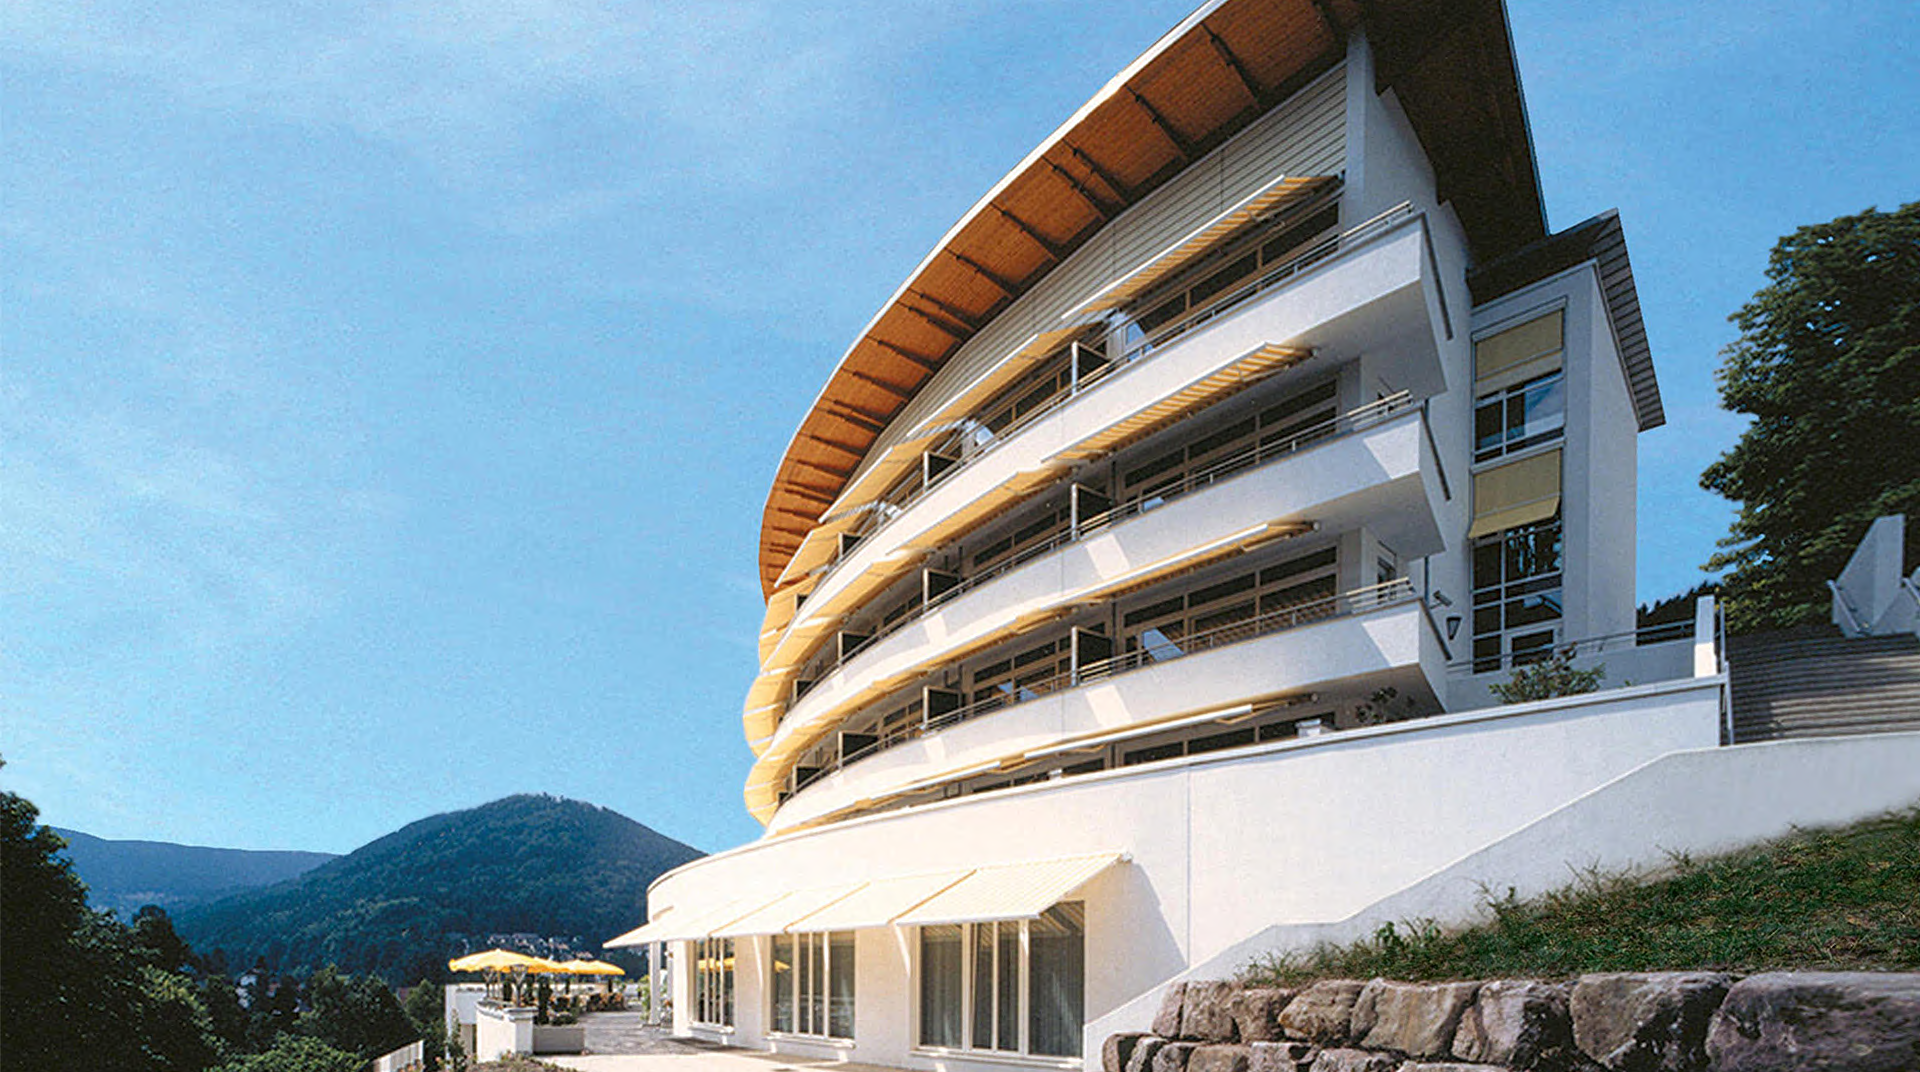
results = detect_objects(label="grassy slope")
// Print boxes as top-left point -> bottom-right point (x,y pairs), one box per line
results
1247,806 -> 1920,985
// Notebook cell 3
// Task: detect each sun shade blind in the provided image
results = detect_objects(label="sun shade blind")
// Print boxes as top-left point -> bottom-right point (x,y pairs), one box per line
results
1467,448 -> 1562,538
894,854 -> 1123,926
1474,309 -> 1564,395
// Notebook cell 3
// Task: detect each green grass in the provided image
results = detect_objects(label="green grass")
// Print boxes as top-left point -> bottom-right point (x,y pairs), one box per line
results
1245,806 -> 1920,986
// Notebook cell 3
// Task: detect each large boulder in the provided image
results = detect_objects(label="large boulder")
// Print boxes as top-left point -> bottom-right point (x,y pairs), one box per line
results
1280,980 -> 1367,1044
1351,979 -> 1480,1058
1305,1048 -> 1397,1072
1153,1041 -> 1203,1072
1156,984 -> 1191,1038
1126,1036 -> 1171,1072
1107,1032 -> 1151,1072
1233,988 -> 1298,1042
1183,981 -> 1242,1042
1189,1044 -> 1253,1072
1570,971 -> 1731,1071
1704,971 -> 1920,1072
1247,1040 -> 1317,1072
1453,979 -> 1573,1069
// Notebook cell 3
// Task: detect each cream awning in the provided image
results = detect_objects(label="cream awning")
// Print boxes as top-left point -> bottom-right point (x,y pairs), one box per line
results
712,883 -> 866,937
920,326 -> 1093,429
1474,308 -> 1564,394
894,853 -> 1125,927
1467,448 -> 1562,538
605,894 -> 782,947
1068,175 -> 1336,318
785,870 -> 972,932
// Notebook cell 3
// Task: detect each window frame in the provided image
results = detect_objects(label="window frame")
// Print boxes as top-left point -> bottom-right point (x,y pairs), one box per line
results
692,936 -> 735,1029
1470,516 -> 1565,673
914,904 -> 1086,1059
769,930 -> 856,1041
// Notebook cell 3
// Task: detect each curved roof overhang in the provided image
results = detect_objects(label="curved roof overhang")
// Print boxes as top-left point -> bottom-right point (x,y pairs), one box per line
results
757,0 -> 1546,597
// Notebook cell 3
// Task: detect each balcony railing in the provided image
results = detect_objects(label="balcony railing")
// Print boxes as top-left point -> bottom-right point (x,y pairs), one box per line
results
789,577 -> 1418,798
789,200 -> 1421,612
794,392 -> 1418,701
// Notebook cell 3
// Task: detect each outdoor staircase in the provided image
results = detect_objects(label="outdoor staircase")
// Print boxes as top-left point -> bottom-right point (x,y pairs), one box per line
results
1728,626 -> 1920,741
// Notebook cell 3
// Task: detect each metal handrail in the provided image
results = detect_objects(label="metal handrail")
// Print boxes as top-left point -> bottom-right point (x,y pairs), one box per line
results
796,199 -> 1419,605
794,578 -> 1418,793
1447,618 -> 1697,676
804,393 -> 1416,686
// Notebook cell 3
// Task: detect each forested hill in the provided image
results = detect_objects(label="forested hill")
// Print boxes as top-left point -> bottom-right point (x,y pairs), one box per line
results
174,794 -> 703,983
52,827 -> 337,920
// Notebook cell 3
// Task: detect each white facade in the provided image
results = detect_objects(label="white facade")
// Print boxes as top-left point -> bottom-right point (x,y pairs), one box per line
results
598,7 -> 1844,1070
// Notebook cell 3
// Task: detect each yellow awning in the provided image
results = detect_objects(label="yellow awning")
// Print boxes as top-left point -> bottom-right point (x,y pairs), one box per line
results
1467,448 -> 1562,539
894,853 -> 1124,927
1474,308 -> 1564,393
1069,175 -> 1335,317
785,870 -> 972,931
713,883 -> 866,937
921,326 -> 1093,429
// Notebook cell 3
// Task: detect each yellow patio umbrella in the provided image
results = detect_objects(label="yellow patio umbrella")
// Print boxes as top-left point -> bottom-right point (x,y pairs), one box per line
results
559,959 -> 625,976
521,957 -> 573,974
448,948 -> 541,973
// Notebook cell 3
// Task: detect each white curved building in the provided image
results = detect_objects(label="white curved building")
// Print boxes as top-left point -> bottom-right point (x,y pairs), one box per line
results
600,2 -> 1810,1067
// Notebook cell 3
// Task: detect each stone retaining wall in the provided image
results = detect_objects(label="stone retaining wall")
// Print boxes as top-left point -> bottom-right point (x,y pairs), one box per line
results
1103,972 -> 1919,1072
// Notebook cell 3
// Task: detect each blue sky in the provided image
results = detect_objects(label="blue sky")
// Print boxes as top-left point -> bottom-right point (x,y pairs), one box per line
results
4,1 -> 1915,858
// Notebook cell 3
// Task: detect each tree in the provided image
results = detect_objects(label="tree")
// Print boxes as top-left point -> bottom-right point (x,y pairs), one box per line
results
0,765 -> 217,1072
299,965 -> 417,1060
404,978 -> 449,1071
1488,648 -> 1606,704
213,1035 -> 363,1072
1702,202 -> 1920,632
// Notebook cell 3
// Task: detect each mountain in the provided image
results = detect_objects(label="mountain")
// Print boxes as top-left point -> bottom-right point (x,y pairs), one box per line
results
173,794 -> 704,983
52,827 -> 337,920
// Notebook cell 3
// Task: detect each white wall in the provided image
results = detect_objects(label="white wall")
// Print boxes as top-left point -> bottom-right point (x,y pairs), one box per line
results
654,676 -> 1722,1069
1086,728 -> 1920,1058
474,1002 -> 532,1063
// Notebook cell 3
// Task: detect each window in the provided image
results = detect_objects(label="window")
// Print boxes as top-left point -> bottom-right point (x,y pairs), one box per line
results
968,638 -> 1070,712
694,936 -> 734,1027
1121,201 -> 1341,353
1475,372 -> 1565,463
918,904 -> 1085,1057
1471,517 -> 1564,673
771,932 -> 854,1039
1122,380 -> 1337,506
1120,546 -> 1339,662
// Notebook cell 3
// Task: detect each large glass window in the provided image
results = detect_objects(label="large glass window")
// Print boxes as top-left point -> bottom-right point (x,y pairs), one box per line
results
1474,371 -> 1565,463
1471,517 -> 1564,673
773,931 -> 854,1039
1121,201 -> 1341,353
1120,546 -> 1339,662
918,905 -> 1085,1057
919,925 -> 964,1048
694,937 -> 734,1027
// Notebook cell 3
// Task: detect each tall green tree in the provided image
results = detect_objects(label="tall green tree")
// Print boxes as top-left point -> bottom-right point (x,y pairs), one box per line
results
1702,202 -> 1920,631
1,766 -> 217,1072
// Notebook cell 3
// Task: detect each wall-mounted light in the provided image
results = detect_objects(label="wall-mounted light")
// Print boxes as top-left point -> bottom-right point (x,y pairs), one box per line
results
1446,615 -> 1463,641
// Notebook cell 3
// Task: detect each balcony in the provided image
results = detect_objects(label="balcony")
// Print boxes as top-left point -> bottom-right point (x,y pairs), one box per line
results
763,578 -> 1442,831
775,397 -> 1445,747
745,204 -> 1449,748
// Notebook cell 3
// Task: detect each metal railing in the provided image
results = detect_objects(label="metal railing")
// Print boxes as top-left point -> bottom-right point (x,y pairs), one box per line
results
1114,201 -> 1417,366
793,578 -> 1419,794
1446,618 -> 1697,677
796,199 -> 1422,607
798,392 -> 1416,691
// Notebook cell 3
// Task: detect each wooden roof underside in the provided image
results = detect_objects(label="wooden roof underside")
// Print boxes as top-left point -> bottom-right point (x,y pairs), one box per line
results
758,0 -> 1545,596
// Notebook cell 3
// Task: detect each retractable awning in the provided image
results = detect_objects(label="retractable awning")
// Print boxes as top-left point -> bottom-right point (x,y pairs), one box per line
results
1068,175 -> 1337,318
605,894 -> 782,947
919,326 -> 1095,430
785,870 -> 972,932
895,853 -> 1125,927
713,883 -> 866,937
